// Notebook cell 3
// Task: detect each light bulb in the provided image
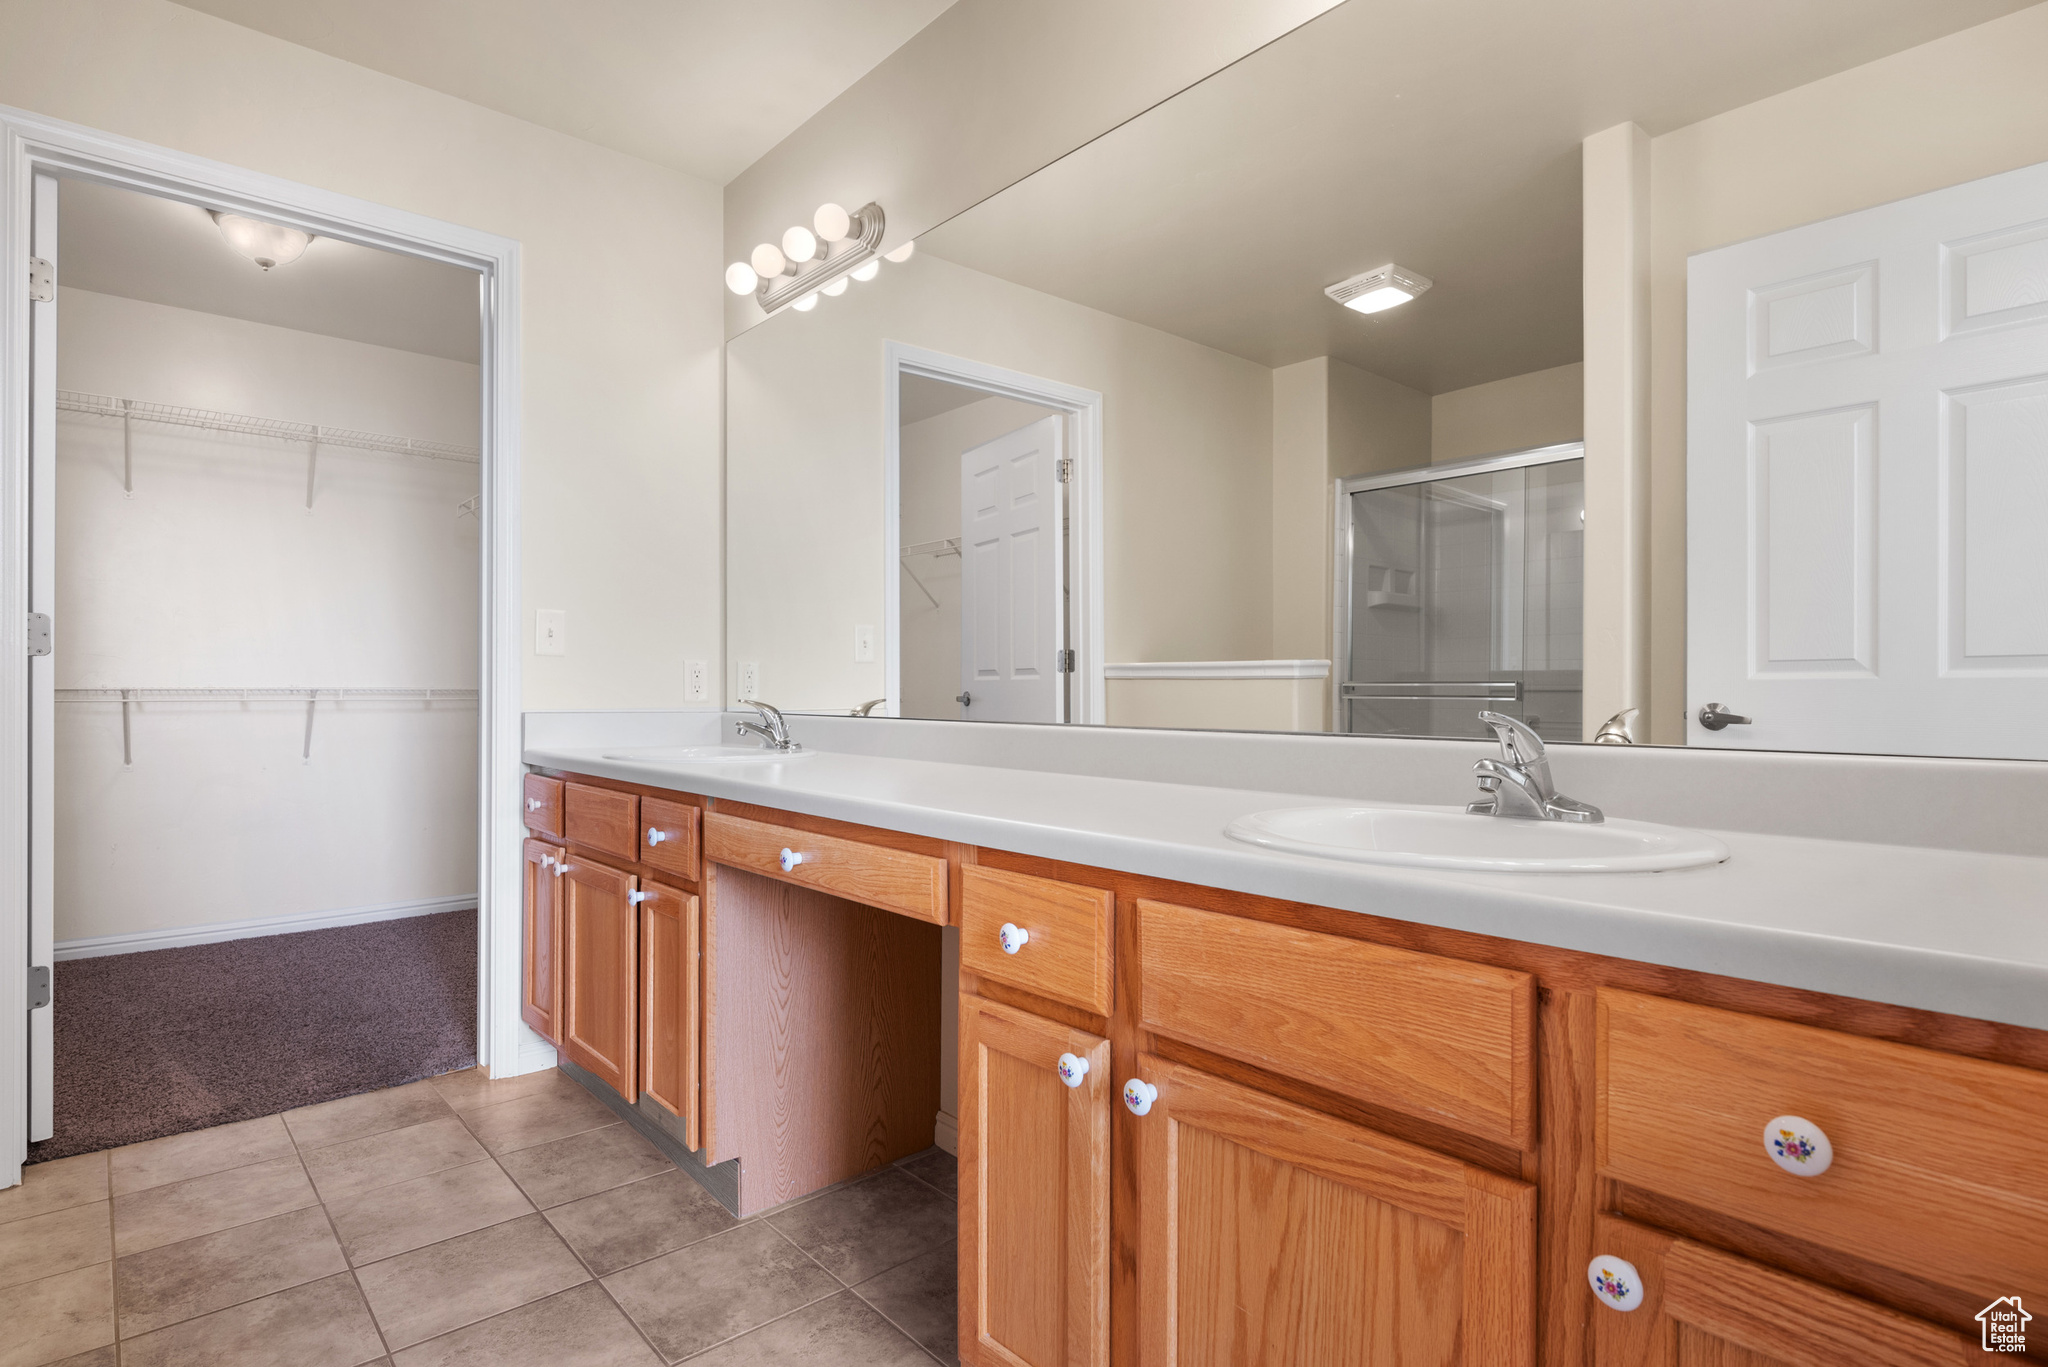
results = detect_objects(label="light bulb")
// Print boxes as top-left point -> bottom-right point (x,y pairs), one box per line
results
1342,285 -> 1417,314
884,240 -> 916,264
792,293 -> 819,312
725,261 -> 759,295
822,276 -> 849,296
782,225 -> 818,263
751,242 -> 787,279
851,259 -> 881,283
208,210 -> 313,271
814,203 -> 852,242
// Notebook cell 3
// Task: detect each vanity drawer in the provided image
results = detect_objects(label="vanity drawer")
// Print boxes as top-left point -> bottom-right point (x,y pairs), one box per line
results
564,782 -> 639,861
639,796 -> 701,881
1598,989 -> 2048,1303
703,812 -> 946,924
960,865 -> 1112,1015
523,774 -> 562,839
1139,899 -> 1534,1148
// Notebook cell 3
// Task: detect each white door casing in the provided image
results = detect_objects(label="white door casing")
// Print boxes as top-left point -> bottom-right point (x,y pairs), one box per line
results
959,415 -> 1063,723
1688,157 -> 2048,760
26,173 -> 55,1142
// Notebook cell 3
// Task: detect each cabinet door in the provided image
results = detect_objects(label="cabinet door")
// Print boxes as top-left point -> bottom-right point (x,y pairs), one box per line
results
521,838 -> 564,1044
640,879 -> 700,1147
560,855 -> 638,1098
959,993 -> 1110,1367
1589,1215 -> 1975,1366
1133,1054 -> 1535,1367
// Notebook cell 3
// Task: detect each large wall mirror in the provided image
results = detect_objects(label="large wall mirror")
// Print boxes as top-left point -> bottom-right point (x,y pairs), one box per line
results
727,0 -> 2048,763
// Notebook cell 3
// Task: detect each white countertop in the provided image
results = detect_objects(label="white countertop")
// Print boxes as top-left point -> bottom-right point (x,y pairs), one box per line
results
524,741 -> 2048,1033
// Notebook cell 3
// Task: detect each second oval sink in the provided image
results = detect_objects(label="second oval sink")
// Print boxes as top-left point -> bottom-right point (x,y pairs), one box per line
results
1224,805 -> 1728,873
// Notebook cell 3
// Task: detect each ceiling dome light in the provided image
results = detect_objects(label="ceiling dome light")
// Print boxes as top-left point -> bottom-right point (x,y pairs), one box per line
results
208,210 -> 314,271
851,259 -> 881,283
782,225 -> 818,263
725,261 -> 759,295
884,240 -> 916,264
1325,263 -> 1432,314
822,276 -> 849,297
751,242 -> 787,279
814,203 -> 852,242
791,292 -> 820,312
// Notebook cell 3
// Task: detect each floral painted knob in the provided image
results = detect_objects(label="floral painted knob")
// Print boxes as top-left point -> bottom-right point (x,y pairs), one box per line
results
1763,1115 -> 1833,1176
1123,1079 -> 1158,1116
998,922 -> 1030,955
1587,1255 -> 1644,1312
1057,1053 -> 1090,1089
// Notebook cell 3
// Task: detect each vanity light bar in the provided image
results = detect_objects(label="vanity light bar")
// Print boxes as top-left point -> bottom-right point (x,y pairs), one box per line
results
725,202 -> 908,318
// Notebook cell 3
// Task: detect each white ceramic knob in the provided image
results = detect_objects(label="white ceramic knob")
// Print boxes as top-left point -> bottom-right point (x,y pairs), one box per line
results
1057,1053 -> 1090,1088
780,848 -> 805,872
552,861 -> 570,878
540,853 -> 555,867
1587,1255 -> 1644,1312
998,923 -> 1029,955
1763,1115 -> 1833,1176
1123,1078 -> 1158,1116
647,827 -> 668,846
527,796 -> 542,811
628,889 -> 653,905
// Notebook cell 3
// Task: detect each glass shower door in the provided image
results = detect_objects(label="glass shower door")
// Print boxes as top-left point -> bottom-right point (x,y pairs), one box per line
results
1340,448 -> 1584,744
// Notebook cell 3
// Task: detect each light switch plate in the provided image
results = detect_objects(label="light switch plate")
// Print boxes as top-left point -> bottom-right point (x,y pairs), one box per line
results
684,659 -> 709,702
738,661 -> 760,700
853,625 -> 875,663
535,609 -> 567,656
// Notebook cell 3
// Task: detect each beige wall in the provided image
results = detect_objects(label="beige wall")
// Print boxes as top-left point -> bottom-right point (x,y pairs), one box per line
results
726,250 -> 1273,713
1431,362 -> 1584,465
1638,4 -> 2048,741
1105,677 -> 1324,733
0,0 -> 725,711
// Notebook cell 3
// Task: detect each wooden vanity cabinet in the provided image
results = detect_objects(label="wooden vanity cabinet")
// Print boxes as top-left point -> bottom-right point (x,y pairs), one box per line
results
638,879 -> 699,1145
558,854 -> 638,1099
1133,1053 -> 1537,1367
959,993 -> 1111,1367
1589,1214 -> 1974,1366
520,837 -> 563,1044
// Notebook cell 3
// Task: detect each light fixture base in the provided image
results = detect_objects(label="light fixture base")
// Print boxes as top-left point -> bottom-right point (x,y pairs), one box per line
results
1326,263 -> 1432,313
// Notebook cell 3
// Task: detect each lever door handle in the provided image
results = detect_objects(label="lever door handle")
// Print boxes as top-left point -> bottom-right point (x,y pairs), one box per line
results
1698,703 -> 1753,731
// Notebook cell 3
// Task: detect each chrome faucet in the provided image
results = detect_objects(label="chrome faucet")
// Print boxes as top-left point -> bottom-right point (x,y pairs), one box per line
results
734,700 -> 802,752
1466,711 -> 1602,823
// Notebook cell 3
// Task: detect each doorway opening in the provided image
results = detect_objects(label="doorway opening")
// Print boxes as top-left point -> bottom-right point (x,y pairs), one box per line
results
883,343 -> 1105,725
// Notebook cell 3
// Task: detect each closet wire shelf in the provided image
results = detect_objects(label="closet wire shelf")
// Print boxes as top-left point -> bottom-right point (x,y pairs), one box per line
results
55,687 -> 479,765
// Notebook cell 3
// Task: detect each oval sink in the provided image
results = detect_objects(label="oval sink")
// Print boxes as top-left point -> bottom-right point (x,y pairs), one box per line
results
1225,805 -> 1728,873
600,745 -> 810,764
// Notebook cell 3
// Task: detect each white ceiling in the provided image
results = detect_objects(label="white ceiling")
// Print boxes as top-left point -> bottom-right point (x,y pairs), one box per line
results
922,0 -> 2036,395
171,0 -> 958,185
58,178 -> 482,363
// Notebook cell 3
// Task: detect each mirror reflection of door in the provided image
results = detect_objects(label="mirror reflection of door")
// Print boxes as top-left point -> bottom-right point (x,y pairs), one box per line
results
898,377 -> 1066,722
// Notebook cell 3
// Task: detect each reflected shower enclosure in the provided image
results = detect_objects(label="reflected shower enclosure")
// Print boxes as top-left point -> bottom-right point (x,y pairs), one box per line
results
1336,445 -> 1585,743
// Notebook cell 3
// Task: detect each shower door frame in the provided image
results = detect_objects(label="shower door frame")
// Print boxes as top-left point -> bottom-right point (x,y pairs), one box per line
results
1330,441 -> 1585,735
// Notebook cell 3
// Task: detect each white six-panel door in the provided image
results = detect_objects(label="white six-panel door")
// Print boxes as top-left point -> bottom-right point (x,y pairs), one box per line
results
1689,159 -> 2048,760
958,416 -> 1063,723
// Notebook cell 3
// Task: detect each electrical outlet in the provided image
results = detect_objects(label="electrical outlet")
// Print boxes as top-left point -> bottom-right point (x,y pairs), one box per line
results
684,659 -> 709,703
853,625 -> 875,663
737,661 -> 760,700
535,609 -> 567,656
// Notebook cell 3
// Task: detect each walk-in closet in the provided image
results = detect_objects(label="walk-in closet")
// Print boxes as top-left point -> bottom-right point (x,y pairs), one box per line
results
31,177 -> 484,1160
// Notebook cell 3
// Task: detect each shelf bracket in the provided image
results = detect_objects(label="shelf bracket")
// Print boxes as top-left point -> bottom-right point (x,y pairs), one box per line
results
121,398 -> 133,495
302,688 -> 318,759
119,688 -> 132,767
305,428 -> 320,510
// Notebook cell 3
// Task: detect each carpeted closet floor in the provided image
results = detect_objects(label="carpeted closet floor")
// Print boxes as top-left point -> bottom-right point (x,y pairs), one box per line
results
27,911 -> 477,1163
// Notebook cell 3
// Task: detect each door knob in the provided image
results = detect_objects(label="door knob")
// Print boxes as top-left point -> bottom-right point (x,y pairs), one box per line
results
1122,1079 -> 1158,1116
1763,1115 -> 1833,1176
956,691 -> 973,707
998,922 -> 1029,954
647,827 -> 668,846
779,848 -> 805,872
1698,702 -> 1752,731
1057,1053 -> 1090,1088
1587,1255 -> 1645,1312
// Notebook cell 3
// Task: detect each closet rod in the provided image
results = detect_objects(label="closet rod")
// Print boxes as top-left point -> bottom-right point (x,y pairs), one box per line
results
54,687 -> 478,765
56,391 -> 480,465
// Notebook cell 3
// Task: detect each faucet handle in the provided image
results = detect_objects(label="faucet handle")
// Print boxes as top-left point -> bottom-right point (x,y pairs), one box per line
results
1477,710 -> 1547,770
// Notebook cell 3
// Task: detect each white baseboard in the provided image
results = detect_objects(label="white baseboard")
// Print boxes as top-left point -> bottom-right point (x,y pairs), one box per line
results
53,895 -> 476,961
512,1037 -> 560,1077
933,1108 -> 958,1155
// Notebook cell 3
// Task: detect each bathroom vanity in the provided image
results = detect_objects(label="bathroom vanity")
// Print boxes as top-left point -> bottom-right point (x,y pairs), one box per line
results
520,724 -> 2048,1367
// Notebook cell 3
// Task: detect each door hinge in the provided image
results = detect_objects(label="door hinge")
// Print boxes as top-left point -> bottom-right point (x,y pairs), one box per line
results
28,257 -> 52,303
1056,648 -> 1076,673
1056,458 -> 1073,483
28,965 -> 51,1010
27,612 -> 51,657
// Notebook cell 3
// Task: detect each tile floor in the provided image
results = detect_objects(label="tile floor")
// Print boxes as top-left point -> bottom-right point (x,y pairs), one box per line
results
0,1068 -> 959,1367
